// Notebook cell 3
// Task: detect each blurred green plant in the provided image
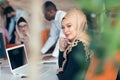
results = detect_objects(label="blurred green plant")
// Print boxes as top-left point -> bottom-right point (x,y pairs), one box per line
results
75,0 -> 120,79
75,0 -> 120,13
75,0 -> 120,62
0,0 -> 7,5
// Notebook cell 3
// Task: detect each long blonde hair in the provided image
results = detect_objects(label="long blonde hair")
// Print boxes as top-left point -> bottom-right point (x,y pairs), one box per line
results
62,8 -> 91,69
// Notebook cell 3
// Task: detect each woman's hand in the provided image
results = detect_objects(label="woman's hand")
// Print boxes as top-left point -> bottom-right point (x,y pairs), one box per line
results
56,68 -> 63,74
59,37 -> 69,51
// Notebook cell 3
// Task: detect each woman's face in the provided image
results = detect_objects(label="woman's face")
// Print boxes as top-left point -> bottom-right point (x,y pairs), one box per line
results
62,17 -> 77,41
18,22 -> 28,33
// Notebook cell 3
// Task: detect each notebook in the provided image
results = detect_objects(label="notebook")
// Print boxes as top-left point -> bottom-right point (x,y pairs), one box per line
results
6,44 -> 28,77
41,54 -> 58,64
0,33 -> 6,58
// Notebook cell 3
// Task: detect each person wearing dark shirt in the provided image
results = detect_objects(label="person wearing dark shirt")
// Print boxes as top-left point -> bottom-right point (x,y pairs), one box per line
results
3,6 -> 28,43
57,8 -> 91,80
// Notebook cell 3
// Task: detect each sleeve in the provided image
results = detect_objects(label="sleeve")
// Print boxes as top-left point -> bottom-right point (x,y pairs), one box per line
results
8,18 -> 15,35
52,39 -> 59,57
52,29 -> 66,57
58,51 -> 65,68
16,10 -> 29,21
4,28 -> 11,43
41,23 -> 60,54
57,42 -> 86,80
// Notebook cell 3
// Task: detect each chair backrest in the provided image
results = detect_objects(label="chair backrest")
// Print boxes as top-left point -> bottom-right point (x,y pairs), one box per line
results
40,29 -> 50,46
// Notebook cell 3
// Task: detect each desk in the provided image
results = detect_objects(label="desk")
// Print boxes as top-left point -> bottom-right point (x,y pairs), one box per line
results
0,59 -> 58,80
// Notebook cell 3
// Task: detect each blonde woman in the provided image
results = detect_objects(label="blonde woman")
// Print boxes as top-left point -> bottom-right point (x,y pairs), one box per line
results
57,8 -> 91,80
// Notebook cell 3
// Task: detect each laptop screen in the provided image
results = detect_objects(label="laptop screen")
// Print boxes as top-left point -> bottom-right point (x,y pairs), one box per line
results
7,45 -> 27,70
0,33 -> 6,58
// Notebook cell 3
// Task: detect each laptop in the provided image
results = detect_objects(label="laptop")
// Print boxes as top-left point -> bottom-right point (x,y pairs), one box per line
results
0,33 -> 6,58
6,44 -> 28,77
6,44 -> 58,78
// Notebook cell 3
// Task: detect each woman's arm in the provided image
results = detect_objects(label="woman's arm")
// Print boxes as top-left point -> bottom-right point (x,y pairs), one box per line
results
58,51 -> 65,68
57,42 -> 87,80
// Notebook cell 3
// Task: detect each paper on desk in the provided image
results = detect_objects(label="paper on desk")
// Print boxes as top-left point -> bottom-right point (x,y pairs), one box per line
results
41,58 -> 58,64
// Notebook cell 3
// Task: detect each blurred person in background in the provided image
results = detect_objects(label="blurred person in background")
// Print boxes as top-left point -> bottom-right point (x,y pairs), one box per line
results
57,8 -> 91,80
41,1 -> 66,60
3,6 -> 28,44
15,16 -> 29,45
0,13 -> 11,44
15,16 -> 30,57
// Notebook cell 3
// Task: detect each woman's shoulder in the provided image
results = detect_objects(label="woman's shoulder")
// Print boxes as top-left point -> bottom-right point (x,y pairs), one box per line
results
74,41 -> 85,49
71,41 -> 85,55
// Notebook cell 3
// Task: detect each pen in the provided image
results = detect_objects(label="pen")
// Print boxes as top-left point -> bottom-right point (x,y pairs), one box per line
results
43,62 -> 56,64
